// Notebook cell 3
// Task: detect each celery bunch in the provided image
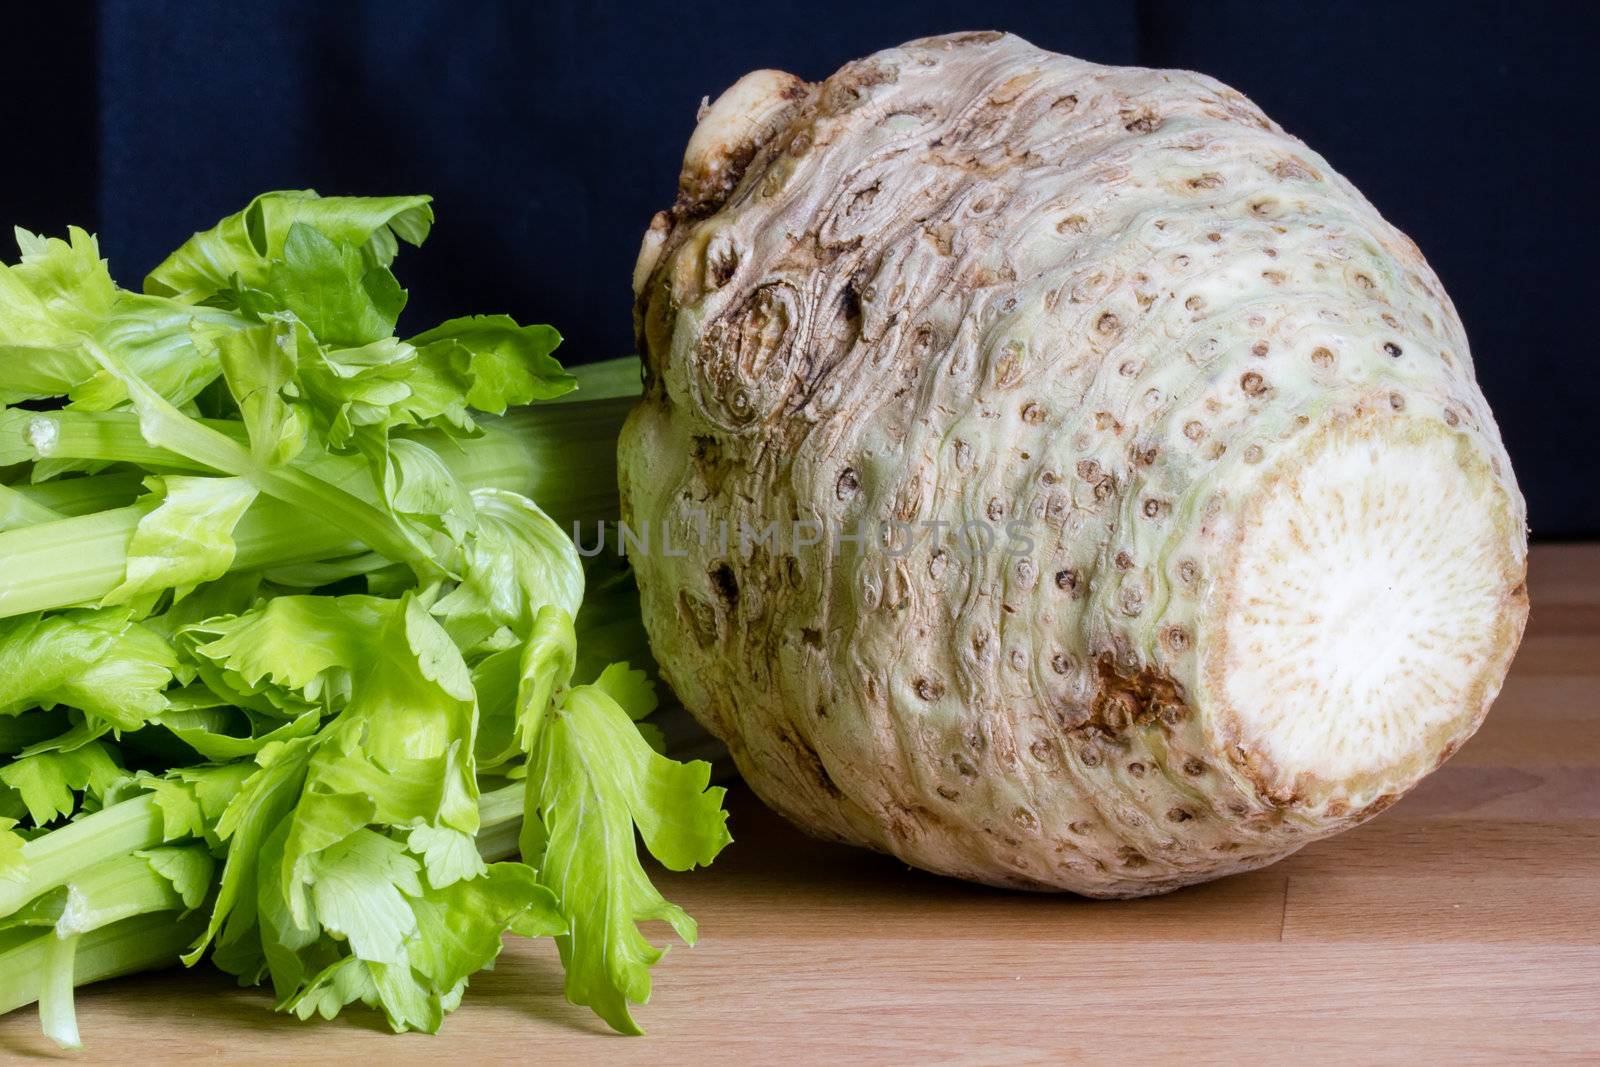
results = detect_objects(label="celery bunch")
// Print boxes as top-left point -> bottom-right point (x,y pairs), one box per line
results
0,192 -> 728,1046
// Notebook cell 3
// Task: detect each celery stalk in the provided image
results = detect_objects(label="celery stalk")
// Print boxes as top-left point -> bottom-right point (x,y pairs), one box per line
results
0,782 -> 526,1021
0,911 -> 206,1017
0,395 -> 632,618
0,795 -> 166,916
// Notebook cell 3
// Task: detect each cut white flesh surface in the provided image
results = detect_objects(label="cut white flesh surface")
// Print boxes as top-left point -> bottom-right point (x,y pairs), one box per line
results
1202,412 -> 1528,808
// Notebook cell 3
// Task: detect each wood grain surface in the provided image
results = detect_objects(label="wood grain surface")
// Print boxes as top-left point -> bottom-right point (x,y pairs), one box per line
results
3,544 -> 1595,1064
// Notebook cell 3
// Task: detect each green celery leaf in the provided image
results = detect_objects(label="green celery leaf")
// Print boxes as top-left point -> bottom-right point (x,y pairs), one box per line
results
431,489 -> 583,656
409,314 -> 574,414
159,704 -> 324,763
0,225 -> 116,406
132,773 -> 206,841
338,596 -> 478,831
0,741 -> 125,825
404,861 -> 563,993
181,594 -> 388,712
171,761 -> 259,826
0,230 -> 238,405
379,438 -> 476,541
14,717 -> 112,760
279,790 -> 377,929
273,594 -> 477,928
0,608 -> 177,730
267,223 -> 405,346
145,191 -> 433,305
365,958 -> 441,1034
304,746 -> 452,830
593,662 -> 658,722
139,570 -> 264,645
404,824 -> 486,889
529,683 -> 730,1033
190,737 -> 313,963
514,605 -> 578,753
253,818 -> 326,998
306,829 -> 421,965
103,476 -> 259,606
295,337 -> 419,449
209,312 -> 310,467
70,294 -> 241,410
281,860 -> 564,1034
0,227 -> 114,352
285,954 -> 378,1023
138,845 -> 216,910
469,646 -> 521,770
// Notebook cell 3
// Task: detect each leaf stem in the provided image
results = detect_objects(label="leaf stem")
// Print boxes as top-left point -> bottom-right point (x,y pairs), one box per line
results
0,910 -> 206,1017
0,794 -> 166,918
0,398 -> 635,618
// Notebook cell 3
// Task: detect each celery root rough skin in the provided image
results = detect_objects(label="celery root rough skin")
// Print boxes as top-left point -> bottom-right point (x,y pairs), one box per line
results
620,32 -> 1529,895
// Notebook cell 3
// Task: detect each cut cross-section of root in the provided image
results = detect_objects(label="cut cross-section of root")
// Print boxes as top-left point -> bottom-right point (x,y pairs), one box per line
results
1201,410 -> 1529,810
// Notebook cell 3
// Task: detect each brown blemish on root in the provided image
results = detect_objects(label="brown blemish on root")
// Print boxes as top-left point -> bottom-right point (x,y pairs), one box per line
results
709,562 -> 740,611
678,590 -> 719,648
782,730 -> 843,799
1121,107 -> 1162,134
1065,653 -> 1191,738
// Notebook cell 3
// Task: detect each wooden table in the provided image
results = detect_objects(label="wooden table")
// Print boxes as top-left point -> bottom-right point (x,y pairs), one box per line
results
4,545 -> 1596,1064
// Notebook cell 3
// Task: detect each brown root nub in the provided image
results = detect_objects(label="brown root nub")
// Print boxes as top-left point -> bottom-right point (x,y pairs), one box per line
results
676,69 -> 813,223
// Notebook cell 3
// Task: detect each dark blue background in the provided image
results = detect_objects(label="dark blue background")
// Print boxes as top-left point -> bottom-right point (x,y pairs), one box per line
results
4,2 -> 1595,536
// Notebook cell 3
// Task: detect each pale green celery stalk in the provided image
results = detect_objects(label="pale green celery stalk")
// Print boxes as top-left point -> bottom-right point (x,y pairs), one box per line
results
97,374 -> 444,584
0,396 -> 634,619
0,354 -> 638,467
0,783 -> 527,1018
3,410 -> 530,504
9,473 -> 143,517
0,364 -> 637,527
0,408 -> 219,470
487,395 -> 633,530
0,795 -> 166,917
0,910 -> 206,1016
474,780 -> 524,861
51,849 -> 199,934
0,484 -> 63,529
249,462 -> 442,582
5,846 -> 205,1047
0,500 -> 341,619
38,931 -> 80,1047
555,356 -> 643,404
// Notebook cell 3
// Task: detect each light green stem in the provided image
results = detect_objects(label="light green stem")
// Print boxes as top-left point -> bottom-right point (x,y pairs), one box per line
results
0,782 -> 529,1020
558,356 -> 643,404
0,397 -> 634,618
38,930 -> 81,1048
0,483 -> 63,530
7,473 -> 143,517
474,780 -> 524,862
0,910 -> 205,1017
0,794 -> 167,918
